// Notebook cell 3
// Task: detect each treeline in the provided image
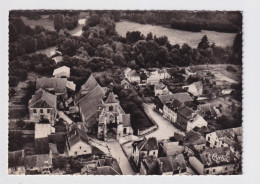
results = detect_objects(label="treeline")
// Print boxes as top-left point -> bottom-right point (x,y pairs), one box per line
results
120,10 -> 242,33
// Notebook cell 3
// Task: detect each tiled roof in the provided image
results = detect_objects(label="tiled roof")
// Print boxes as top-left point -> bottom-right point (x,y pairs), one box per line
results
185,130 -> 207,145
158,93 -> 192,105
199,147 -> 235,166
28,88 -> 56,109
159,154 -> 186,173
137,137 -> 158,151
178,106 -> 194,119
67,127 -> 89,148
165,99 -> 184,111
36,77 -> 67,94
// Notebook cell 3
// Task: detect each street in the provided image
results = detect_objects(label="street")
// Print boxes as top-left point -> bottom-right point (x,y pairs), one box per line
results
143,103 -> 185,141
106,141 -> 136,175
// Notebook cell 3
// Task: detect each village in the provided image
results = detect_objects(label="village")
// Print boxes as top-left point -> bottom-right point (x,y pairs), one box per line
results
8,62 -> 242,175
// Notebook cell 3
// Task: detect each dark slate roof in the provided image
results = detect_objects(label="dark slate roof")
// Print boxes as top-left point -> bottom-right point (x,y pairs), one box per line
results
198,103 -> 217,116
137,137 -> 158,151
122,114 -> 131,127
79,85 -> 105,128
184,130 -> 207,145
159,154 -> 186,173
28,88 -> 56,108
105,92 -> 118,104
67,127 -> 89,148
36,77 -> 67,94
8,150 -> 25,168
158,93 -> 193,105
178,106 -> 194,119
165,99 -> 184,111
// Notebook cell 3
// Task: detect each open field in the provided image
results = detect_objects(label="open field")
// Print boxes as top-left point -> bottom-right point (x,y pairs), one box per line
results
21,16 -> 55,31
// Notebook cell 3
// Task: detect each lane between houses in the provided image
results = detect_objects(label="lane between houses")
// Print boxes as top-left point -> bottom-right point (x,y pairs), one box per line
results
143,103 -> 185,141
106,141 -> 136,175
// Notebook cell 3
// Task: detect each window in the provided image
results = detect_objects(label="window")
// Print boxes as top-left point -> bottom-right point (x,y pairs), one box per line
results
123,128 -> 127,134
225,167 -> 228,171
153,151 -> 156,155
74,151 -> 77,155
79,146 -> 81,150
213,169 -> 216,173
214,141 -> 217,146
40,109 -> 43,113
33,109 -> 36,113
109,106 -> 113,111
206,170 -> 209,174
47,109 -> 50,113
208,137 -> 210,141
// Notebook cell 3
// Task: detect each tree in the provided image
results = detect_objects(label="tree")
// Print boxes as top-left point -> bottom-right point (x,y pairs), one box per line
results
126,31 -> 145,44
146,32 -> 153,41
86,13 -> 100,27
198,35 -> 210,50
54,14 -> 64,32
19,36 -> 37,53
9,23 -> 18,42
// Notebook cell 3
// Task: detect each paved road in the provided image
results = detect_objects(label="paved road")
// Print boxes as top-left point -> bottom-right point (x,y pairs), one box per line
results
143,103 -> 185,141
107,141 -> 136,175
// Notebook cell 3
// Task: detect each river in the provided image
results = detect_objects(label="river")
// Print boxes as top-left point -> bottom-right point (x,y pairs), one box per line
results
116,21 -> 236,48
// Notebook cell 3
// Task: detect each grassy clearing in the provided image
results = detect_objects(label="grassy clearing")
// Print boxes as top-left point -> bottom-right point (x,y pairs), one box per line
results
21,16 -> 55,31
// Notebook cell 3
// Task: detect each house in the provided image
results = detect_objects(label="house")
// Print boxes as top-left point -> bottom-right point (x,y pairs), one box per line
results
53,66 -> 70,78
97,92 -> 133,141
205,127 -> 242,158
163,99 -> 184,124
124,67 -> 141,83
121,78 -> 130,89
8,150 -> 26,175
160,139 -> 185,156
176,106 -> 208,131
132,137 -> 159,167
66,81 -> 76,91
173,130 -> 207,152
154,82 -> 171,96
222,89 -> 233,95
197,103 -> 221,119
158,154 -> 187,175
25,153 -> 52,174
28,88 -> 57,126
146,68 -> 170,85
66,127 -> 92,157
35,121 -> 55,139
74,75 -> 106,132
189,147 -> 239,175
140,155 -> 159,175
154,92 -> 193,113
183,81 -> 203,97
36,77 -> 68,96
185,66 -> 197,76
81,157 -> 122,175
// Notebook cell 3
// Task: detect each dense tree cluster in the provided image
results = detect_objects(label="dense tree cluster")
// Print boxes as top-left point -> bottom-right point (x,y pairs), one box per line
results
9,54 -> 56,87
9,17 -> 59,60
